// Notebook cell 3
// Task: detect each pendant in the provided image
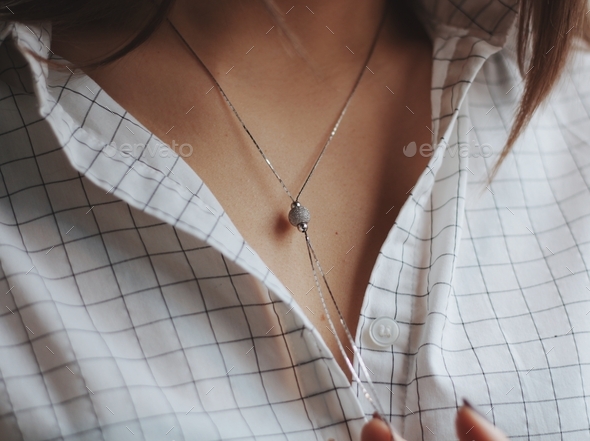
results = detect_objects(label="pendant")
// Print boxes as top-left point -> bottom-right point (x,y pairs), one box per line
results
288,201 -> 311,233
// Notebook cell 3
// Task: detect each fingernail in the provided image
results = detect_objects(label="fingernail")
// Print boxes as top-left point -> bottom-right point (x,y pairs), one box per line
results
462,398 -> 491,422
372,411 -> 384,421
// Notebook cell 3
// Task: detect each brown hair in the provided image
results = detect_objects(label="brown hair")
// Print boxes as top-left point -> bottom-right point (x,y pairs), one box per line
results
1,0 -> 589,177
498,0 -> 590,179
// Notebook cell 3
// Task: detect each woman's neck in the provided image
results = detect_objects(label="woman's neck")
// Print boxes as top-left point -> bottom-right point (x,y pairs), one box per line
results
168,0 -> 391,77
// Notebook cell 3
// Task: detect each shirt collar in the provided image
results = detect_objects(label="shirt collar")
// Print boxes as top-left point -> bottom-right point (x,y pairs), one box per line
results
415,0 -> 518,47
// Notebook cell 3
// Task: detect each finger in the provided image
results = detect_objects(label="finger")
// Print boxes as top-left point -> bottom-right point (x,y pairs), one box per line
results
360,413 -> 405,441
455,400 -> 509,441
361,418 -> 393,441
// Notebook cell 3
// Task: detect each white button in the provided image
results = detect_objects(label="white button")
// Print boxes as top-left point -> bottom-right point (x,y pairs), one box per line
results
369,316 -> 400,347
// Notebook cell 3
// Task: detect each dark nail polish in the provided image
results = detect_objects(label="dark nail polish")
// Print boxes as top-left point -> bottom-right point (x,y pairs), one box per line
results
462,398 -> 491,422
372,411 -> 384,421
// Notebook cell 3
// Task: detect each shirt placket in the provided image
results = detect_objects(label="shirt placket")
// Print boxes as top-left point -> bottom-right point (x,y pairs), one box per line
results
351,22 -> 517,440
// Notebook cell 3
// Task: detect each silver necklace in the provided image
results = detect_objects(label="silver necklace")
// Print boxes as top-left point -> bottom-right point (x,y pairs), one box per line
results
167,6 -> 390,419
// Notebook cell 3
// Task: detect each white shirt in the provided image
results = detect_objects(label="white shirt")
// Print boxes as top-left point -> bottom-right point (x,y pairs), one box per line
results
1,1 -> 590,440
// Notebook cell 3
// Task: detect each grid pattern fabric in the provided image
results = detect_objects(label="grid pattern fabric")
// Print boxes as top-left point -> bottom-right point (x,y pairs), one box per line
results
1,0 -> 590,440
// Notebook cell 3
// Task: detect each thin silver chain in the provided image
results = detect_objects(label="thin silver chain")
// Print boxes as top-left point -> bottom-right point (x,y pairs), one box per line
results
167,11 -> 384,203
167,4 -> 390,419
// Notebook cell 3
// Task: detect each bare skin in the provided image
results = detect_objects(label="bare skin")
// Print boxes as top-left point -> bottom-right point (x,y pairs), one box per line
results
53,0 -> 434,384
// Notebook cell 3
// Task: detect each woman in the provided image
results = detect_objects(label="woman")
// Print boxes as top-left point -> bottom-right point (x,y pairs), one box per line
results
0,0 -> 588,439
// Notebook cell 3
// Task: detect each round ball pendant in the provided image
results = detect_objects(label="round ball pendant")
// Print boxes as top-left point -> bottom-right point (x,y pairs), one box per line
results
288,202 -> 310,232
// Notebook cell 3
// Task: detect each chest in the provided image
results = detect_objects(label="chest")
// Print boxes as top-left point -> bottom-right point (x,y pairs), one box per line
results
196,124 -> 433,381
144,87 -> 431,382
